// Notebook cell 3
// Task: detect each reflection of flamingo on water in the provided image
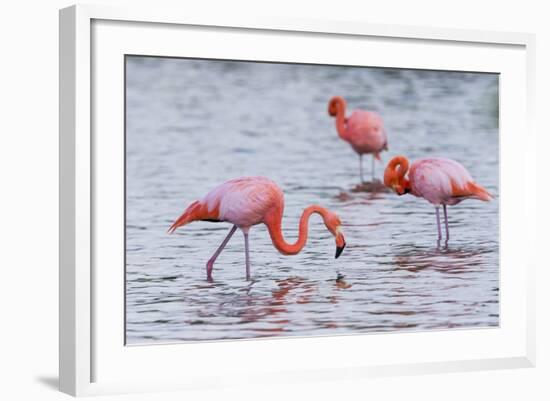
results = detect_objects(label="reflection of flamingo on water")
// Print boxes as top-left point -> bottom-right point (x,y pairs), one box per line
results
328,96 -> 388,183
168,177 -> 346,281
237,277 -> 351,333
384,156 -> 492,243
392,244 -> 487,273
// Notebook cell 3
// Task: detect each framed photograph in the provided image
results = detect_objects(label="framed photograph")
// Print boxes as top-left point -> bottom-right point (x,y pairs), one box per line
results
59,4 -> 536,396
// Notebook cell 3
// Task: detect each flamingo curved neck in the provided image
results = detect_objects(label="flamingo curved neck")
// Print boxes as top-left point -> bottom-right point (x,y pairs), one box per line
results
390,156 -> 409,179
394,156 -> 412,192
334,103 -> 348,140
266,205 -> 329,255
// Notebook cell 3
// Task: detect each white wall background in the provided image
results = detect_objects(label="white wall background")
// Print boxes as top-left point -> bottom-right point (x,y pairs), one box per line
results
0,0 -> 547,399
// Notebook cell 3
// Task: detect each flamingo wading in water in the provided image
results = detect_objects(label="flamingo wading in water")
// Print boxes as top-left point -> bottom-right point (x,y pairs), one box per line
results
168,177 -> 347,281
328,96 -> 388,183
383,156 -> 492,242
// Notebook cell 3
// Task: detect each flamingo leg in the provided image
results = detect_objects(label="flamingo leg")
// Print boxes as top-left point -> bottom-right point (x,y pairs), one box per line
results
443,204 -> 450,241
435,207 -> 442,241
243,231 -> 251,281
359,154 -> 364,184
372,154 -> 375,181
206,225 -> 237,281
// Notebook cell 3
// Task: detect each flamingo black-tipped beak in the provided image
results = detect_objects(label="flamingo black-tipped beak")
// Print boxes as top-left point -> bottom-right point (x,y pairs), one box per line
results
335,241 -> 346,259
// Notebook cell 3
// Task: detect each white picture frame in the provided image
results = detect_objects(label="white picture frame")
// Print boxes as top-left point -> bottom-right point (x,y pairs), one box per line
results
59,4 -> 536,397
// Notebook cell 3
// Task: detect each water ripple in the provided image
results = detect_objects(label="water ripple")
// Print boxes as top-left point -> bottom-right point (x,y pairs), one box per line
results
125,57 -> 499,343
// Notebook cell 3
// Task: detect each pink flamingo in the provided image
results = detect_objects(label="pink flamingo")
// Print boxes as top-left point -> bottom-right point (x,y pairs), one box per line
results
168,177 -> 346,281
328,96 -> 388,183
383,156 -> 492,242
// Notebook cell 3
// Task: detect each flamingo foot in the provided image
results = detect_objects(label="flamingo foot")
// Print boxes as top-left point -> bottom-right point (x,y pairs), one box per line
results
206,260 -> 215,282
443,204 -> 450,242
435,207 -> 442,243
204,225 -> 237,282
244,231 -> 251,281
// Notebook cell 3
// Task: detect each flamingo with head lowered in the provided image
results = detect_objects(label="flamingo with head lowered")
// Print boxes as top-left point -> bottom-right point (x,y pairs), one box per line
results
168,177 -> 347,281
384,156 -> 492,243
328,96 -> 388,183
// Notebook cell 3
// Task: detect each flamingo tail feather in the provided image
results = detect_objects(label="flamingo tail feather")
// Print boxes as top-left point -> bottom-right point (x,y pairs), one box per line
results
168,200 -> 210,233
466,182 -> 493,201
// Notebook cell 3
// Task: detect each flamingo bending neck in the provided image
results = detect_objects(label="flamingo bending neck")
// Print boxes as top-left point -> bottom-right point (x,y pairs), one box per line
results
384,155 -> 411,195
328,96 -> 348,140
387,155 -> 409,178
266,205 -> 335,255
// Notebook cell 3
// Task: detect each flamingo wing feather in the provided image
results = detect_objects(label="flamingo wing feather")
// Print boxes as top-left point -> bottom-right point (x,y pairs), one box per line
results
409,158 -> 491,205
345,110 -> 387,154
169,177 -> 283,233
205,177 -> 283,228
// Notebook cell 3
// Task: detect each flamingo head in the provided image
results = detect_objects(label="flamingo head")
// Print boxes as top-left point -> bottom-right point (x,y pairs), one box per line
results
328,96 -> 346,117
334,227 -> 346,259
322,210 -> 346,259
384,155 -> 411,196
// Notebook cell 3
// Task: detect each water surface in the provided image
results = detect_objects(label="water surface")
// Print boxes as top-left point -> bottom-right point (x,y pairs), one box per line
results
125,57 -> 499,343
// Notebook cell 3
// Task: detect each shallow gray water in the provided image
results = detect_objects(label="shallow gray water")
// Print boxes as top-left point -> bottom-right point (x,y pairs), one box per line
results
125,56 -> 499,344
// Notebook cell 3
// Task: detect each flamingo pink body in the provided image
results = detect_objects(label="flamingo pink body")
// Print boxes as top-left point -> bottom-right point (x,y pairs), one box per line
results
168,177 -> 346,281
343,111 -> 387,155
328,96 -> 387,182
408,158 -> 491,205
384,156 -> 492,242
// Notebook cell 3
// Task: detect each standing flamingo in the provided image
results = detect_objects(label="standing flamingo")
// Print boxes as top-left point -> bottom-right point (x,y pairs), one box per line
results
328,96 -> 388,183
168,177 -> 346,281
383,156 -> 492,242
